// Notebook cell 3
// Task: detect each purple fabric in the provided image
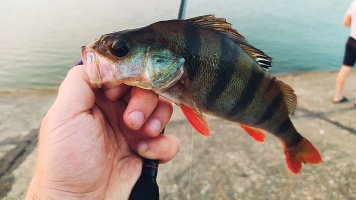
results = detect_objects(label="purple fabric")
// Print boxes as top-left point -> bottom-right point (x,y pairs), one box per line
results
74,60 -> 83,67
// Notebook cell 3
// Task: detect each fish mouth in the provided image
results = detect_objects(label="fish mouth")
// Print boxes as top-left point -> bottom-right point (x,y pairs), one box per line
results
80,45 -> 184,90
81,45 -> 121,87
80,45 -> 156,89
81,46 -> 101,84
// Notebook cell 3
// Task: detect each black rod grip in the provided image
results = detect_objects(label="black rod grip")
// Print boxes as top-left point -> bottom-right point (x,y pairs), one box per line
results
129,158 -> 159,200
129,128 -> 164,200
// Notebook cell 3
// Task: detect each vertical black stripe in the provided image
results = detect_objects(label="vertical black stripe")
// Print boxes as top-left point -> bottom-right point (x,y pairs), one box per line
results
276,118 -> 292,135
227,66 -> 264,117
277,120 -> 303,148
184,23 -> 201,81
206,37 -> 239,105
253,92 -> 283,125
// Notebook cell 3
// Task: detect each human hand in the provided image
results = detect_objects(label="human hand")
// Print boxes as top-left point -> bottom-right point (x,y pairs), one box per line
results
26,65 -> 180,199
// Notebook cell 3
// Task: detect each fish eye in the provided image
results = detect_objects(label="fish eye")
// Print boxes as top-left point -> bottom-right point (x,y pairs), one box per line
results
111,39 -> 130,58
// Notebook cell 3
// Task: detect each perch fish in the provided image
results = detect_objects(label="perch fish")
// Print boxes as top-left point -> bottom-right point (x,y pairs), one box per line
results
81,15 -> 322,174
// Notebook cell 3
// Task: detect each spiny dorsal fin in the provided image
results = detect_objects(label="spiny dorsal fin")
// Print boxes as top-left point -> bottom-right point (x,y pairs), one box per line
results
275,80 -> 297,115
188,15 -> 272,70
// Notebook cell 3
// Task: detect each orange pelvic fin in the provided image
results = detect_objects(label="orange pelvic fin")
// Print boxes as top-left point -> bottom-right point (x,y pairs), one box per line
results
239,124 -> 266,142
284,138 -> 322,174
179,104 -> 211,136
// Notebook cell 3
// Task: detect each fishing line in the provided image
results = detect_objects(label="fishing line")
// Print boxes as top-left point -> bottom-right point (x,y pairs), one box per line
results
176,1 -> 197,199
187,128 -> 194,200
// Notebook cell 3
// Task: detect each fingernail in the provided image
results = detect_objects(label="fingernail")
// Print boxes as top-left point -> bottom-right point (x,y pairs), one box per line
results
138,141 -> 148,153
128,111 -> 144,128
147,119 -> 161,134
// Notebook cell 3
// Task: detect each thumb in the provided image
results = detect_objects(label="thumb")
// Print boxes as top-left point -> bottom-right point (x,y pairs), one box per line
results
48,65 -> 98,124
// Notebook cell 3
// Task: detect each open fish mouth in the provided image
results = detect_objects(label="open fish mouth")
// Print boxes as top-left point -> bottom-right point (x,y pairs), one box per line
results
80,45 -> 114,86
80,45 -> 185,90
80,45 -> 135,88
80,45 -> 157,89
81,46 -> 100,84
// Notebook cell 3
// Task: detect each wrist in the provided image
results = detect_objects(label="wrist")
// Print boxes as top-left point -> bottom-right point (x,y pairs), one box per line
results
25,171 -> 73,200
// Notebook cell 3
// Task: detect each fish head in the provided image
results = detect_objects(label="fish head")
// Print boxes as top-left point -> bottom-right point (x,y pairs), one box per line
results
81,30 -> 185,90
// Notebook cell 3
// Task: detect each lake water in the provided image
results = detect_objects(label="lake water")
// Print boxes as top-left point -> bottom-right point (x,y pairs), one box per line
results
0,0 -> 351,91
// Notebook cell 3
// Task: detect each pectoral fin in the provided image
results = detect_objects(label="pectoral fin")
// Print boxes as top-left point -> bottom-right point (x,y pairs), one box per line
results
179,104 -> 211,136
240,124 -> 266,142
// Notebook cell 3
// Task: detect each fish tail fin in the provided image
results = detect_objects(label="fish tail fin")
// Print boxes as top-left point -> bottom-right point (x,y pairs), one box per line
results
284,138 -> 322,174
179,104 -> 211,136
240,124 -> 266,142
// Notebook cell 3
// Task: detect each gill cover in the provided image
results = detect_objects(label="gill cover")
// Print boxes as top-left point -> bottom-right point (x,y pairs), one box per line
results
144,47 -> 185,89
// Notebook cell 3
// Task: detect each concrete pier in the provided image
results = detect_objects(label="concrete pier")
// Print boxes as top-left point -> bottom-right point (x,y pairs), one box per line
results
1,71 -> 355,199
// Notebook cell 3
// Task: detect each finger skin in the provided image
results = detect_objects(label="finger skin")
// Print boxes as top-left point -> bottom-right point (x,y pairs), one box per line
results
135,134 -> 181,163
56,65 -> 97,111
43,65 -> 96,133
123,87 -> 159,130
142,97 -> 173,137
103,84 -> 131,101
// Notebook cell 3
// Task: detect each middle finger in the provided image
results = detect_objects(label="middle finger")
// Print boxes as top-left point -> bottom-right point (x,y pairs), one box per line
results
123,87 -> 159,130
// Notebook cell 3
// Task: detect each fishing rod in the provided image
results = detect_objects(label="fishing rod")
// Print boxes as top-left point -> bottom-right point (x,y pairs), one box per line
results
128,1 -> 187,199
178,0 -> 187,20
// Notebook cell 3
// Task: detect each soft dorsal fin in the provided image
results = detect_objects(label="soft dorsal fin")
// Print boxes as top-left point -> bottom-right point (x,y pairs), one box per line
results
276,79 -> 297,115
188,15 -> 272,70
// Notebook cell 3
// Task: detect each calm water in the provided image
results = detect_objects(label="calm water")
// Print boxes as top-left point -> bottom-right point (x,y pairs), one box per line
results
0,0 -> 351,91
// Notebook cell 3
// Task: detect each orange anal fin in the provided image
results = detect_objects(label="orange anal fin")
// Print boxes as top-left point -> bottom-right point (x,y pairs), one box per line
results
240,124 -> 266,142
284,138 -> 322,174
179,105 -> 211,136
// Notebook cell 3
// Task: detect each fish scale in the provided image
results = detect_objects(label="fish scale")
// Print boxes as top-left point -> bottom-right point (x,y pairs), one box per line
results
81,15 -> 322,174
206,37 -> 239,106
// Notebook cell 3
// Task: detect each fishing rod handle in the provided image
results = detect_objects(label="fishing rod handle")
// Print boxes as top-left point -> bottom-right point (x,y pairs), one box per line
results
140,158 -> 159,181
129,128 -> 164,200
129,158 -> 159,200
